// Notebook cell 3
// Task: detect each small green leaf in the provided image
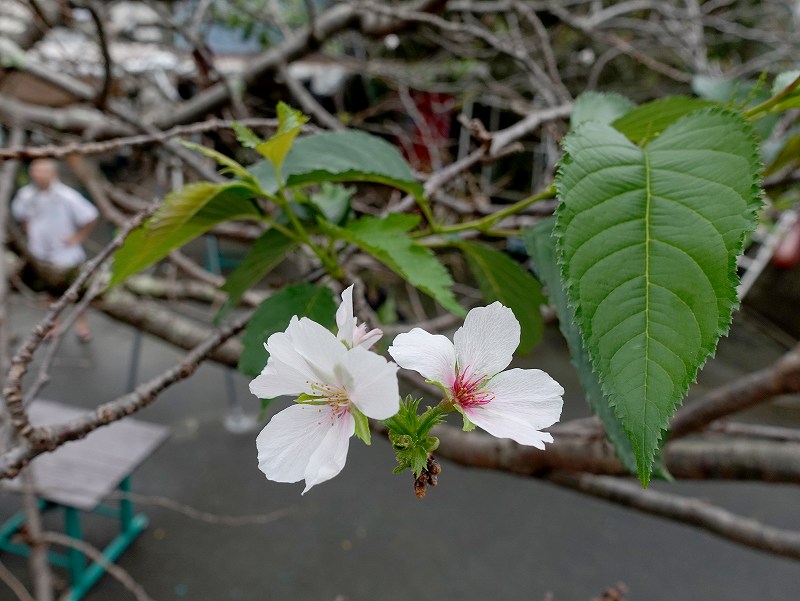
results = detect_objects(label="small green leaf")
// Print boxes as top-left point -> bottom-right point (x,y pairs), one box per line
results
249,130 -> 423,197
310,182 -> 355,224
332,214 -> 464,316
255,102 -> 308,175
410,449 -> 428,477
239,284 -> 337,377
458,241 -> 544,353
217,229 -> 297,320
571,92 -> 635,128
179,140 -> 260,186
231,122 -> 264,149
556,109 -> 761,485
612,97 -> 715,144
351,405 -> 371,445
110,182 -> 261,287
384,396 -> 444,477
458,407 -> 477,432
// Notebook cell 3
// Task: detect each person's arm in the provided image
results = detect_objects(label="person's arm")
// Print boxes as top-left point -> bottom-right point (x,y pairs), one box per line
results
62,185 -> 100,246
63,217 -> 98,246
10,187 -> 30,234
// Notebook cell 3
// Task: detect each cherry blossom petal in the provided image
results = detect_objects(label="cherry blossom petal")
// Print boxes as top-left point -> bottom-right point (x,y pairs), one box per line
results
338,346 -> 400,419
303,410 -> 355,493
256,403 -> 342,485
463,368 -> 563,448
249,357 -> 315,399
388,328 -> 456,386
453,302 -> 520,378
352,323 -> 383,349
277,316 -> 347,383
336,285 -> 356,346
263,329 -> 319,385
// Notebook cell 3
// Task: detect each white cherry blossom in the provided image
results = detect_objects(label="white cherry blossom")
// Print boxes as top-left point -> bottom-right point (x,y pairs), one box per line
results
250,300 -> 399,493
336,284 -> 383,349
388,302 -> 563,448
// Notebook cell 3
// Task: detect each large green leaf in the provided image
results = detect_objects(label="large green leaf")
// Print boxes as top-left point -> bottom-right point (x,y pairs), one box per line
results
571,92 -> 635,128
555,109 -> 761,484
217,228 -> 296,319
612,97 -> 715,144
110,182 -> 261,287
458,241 -> 544,353
332,214 -> 464,316
249,131 -> 423,197
524,219 -> 637,474
239,284 -> 337,378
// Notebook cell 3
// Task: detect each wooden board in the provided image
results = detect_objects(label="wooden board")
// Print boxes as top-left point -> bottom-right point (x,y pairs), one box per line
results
1,400 -> 170,511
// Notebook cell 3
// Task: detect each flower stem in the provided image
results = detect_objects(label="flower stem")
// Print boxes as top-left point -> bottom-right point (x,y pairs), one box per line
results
415,184 -> 556,238
744,72 -> 800,120
274,188 -> 344,278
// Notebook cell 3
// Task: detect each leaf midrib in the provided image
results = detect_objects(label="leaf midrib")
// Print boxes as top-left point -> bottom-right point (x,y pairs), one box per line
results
642,149 -> 652,469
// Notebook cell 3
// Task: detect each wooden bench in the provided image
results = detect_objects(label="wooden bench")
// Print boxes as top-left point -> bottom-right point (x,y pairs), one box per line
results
0,399 -> 169,600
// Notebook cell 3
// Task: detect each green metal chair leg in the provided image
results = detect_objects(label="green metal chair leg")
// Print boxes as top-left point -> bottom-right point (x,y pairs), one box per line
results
63,507 -> 85,585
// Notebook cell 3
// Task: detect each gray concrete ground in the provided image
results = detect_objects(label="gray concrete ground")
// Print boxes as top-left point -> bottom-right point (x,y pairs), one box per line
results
1,293 -> 799,601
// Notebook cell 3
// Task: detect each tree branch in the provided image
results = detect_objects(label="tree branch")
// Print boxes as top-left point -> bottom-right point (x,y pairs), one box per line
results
548,471 -> 800,561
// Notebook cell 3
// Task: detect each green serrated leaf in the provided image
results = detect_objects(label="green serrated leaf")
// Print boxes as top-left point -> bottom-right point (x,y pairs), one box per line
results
238,284 -> 337,377
255,102 -> 308,176
216,228 -> 296,320
110,182 -> 261,287
231,122 -> 265,149
555,109 -> 761,485
571,92 -> 635,128
524,218 -> 638,474
351,405 -> 371,445
410,449 -> 428,477
612,97 -> 716,144
459,241 -> 544,353
249,130 -> 423,198
332,214 -> 464,316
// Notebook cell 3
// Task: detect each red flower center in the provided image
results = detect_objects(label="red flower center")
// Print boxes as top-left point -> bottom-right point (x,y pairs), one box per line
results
451,368 -> 493,408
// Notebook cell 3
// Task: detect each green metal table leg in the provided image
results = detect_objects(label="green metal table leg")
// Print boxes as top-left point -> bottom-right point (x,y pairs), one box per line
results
119,477 -> 134,531
65,514 -> 148,601
63,506 -> 85,585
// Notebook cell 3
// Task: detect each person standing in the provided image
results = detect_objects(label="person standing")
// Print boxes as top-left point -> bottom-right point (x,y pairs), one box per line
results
11,159 -> 99,342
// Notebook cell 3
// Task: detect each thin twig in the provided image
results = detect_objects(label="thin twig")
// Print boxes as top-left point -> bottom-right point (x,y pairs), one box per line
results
0,558 -> 36,601
38,532 -> 155,601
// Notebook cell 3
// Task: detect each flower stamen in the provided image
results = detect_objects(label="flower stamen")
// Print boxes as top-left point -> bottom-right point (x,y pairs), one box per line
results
450,367 -> 494,408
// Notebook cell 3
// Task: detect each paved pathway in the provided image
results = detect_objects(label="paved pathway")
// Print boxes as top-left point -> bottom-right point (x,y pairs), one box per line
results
1,295 -> 798,600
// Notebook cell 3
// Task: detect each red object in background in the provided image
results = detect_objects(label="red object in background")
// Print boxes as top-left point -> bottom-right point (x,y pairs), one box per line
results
772,219 -> 800,269
399,92 -> 453,172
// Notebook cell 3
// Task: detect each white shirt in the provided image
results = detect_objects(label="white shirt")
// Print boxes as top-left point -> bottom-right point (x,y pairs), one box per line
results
11,180 -> 99,269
